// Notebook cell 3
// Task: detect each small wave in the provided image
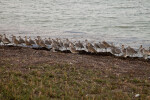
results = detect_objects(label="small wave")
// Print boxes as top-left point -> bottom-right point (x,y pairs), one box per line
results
112,6 -> 139,9
114,26 -> 135,29
102,16 -> 117,19
131,20 -> 150,25
64,31 -> 86,34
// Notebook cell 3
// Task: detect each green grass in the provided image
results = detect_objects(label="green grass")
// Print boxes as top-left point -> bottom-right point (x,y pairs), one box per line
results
0,62 -> 150,100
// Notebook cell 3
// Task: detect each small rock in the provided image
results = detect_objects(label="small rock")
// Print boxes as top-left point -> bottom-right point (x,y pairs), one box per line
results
135,94 -> 140,97
69,62 -> 73,64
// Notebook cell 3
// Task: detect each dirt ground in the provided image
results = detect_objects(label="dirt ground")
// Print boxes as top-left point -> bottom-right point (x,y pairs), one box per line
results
0,46 -> 150,79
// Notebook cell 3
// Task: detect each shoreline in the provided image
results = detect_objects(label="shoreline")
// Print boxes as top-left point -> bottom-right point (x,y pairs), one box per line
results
1,45 -> 150,62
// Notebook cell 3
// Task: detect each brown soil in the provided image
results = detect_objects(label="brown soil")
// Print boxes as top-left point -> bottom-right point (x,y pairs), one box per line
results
0,46 -> 150,79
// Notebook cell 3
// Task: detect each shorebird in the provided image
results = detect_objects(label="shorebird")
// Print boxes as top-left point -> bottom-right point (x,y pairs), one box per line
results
12,35 -> 20,46
86,43 -> 97,53
141,48 -> 150,59
86,43 -> 94,51
138,45 -> 144,57
29,37 -> 35,45
36,36 -> 41,40
69,43 -> 78,53
102,41 -> 111,52
94,43 -> 100,50
102,41 -> 111,47
63,39 -> 70,50
39,39 -> 47,48
0,35 -> 2,45
69,41 -> 74,47
24,36 -> 32,47
2,34 -> 11,45
35,39 -> 40,46
123,48 -> 128,58
55,38 -> 62,48
51,39 -> 60,52
85,39 -> 94,50
58,39 -> 63,48
44,38 -> 51,45
48,38 -> 52,45
51,38 -> 61,48
121,45 -> 131,58
109,42 -> 116,48
18,36 -> 25,44
75,41 -> 84,50
110,46 -> 121,56
51,44 -> 58,52
142,48 -> 150,55
138,45 -> 143,53
121,45 -> 127,56
35,36 -> 46,48
126,46 -> 137,57
51,38 -> 57,44
99,42 -> 106,52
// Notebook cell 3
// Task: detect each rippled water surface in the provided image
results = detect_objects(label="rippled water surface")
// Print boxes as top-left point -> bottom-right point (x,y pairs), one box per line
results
0,0 -> 150,48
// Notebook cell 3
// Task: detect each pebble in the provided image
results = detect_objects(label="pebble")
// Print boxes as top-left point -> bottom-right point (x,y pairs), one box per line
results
135,94 -> 140,97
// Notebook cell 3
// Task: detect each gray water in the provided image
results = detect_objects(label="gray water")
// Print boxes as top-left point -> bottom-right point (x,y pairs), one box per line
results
0,0 -> 150,48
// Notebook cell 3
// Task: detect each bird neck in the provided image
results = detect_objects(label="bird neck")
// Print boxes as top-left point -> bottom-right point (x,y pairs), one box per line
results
25,37 -> 27,41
